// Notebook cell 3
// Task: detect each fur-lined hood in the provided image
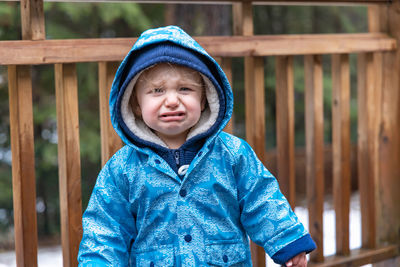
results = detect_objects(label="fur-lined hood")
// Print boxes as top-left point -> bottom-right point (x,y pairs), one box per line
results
109,26 -> 234,150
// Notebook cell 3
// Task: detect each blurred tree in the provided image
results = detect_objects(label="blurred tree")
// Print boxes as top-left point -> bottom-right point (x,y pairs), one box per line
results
164,4 -> 231,36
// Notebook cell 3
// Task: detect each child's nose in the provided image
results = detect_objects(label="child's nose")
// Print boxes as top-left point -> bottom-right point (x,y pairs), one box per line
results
164,91 -> 180,107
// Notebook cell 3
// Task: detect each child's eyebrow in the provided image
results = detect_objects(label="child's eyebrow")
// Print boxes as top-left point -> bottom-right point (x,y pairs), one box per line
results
180,80 -> 202,87
147,80 -> 165,88
178,76 -> 203,87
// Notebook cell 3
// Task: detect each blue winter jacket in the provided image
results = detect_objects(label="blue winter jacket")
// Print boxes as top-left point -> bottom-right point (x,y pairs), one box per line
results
78,26 -> 316,266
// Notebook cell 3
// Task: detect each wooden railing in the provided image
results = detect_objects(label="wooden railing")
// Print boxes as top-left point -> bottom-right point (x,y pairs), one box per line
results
1,1 -> 400,267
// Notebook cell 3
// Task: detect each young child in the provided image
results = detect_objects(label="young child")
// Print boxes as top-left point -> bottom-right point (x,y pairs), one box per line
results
78,26 -> 316,266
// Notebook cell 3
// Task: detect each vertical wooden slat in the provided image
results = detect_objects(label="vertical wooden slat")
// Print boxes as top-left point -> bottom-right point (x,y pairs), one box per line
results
242,1 -> 265,161
238,2 -> 266,267
55,63 -> 83,267
8,0 -> 45,265
304,55 -> 324,263
241,2 -> 253,37
275,56 -> 296,208
222,2 -> 244,136
232,3 -> 243,36
215,57 -> 234,134
357,53 -> 377,249
245,57 -> 265,159
331,53 -> 351,255
8,65 -> 38,267
367,3 -> 382,249
20,0 -> 45,41
99,62 -> 122,166
164,4 -> 176,26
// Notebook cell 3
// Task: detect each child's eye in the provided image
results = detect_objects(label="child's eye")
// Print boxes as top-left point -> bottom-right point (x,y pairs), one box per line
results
152,88 -> 163,93
179,87 -> 192,92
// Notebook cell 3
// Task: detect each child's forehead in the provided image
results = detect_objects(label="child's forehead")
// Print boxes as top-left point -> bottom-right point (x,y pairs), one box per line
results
140,63 -> 201,82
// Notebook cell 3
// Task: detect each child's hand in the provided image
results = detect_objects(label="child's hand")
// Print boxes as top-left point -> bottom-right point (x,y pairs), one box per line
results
285,252 -> 307,267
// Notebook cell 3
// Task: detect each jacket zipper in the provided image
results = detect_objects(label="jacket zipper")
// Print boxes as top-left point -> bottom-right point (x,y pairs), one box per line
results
174,150 -> 180,166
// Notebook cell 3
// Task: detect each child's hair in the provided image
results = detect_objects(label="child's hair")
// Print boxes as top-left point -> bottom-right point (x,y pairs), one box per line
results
129,62 -> 207,118
129,87 -> 141,118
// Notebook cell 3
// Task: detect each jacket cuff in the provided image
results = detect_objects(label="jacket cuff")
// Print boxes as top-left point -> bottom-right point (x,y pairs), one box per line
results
271,234 -> 316,265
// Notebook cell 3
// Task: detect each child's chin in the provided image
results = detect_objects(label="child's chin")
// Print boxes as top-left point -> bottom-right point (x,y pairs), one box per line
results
158,128 -> 189,137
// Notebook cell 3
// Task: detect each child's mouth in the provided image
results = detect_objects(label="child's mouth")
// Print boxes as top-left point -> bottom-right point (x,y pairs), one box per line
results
159,112 -> 185,121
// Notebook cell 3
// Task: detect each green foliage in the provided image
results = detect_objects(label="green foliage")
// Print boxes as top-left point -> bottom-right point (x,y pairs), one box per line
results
0,3 -> 20,40
44,2 -> 154,39
254,5 -> 367,35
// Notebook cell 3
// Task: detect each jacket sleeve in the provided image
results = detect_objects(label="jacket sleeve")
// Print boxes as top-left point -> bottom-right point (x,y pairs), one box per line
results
78,147 -> 137,266
234,140 -> 316,265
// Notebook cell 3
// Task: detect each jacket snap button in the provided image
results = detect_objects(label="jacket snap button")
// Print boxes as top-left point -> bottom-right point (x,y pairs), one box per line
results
223,254 -> 228,263
198,151 -> 203,157
179,189 -> 187,197
154,159 -> 161,164
184,234 -> 192,242
150,262 -> 154,267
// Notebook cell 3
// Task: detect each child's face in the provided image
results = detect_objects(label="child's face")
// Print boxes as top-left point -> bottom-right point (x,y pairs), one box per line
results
133,63 -> 205,147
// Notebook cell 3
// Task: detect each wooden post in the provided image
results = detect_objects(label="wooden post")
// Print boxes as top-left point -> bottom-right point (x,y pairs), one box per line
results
275,56 -> 296,208
164,4 -> 176,26
332,53 -> 351,255
20,0 -> 45,41
8,65 -> 38,267
98,62 -> 122,166
8,0 -> 45,265
55,63 -> 83,267
237,2 -> 266,266
244,56 -> 265,157
304,55 -> 324,263
242,2 -> 265,162
215,57 -> 234,134
368,2 -> 400,249
357,52 -> 378,249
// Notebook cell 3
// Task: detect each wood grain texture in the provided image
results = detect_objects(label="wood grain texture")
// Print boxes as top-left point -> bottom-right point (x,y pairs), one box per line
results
357,53 -> 378,250
275,56 -> 296,208
8,65 -> 38,267
0,33 -> 396,65
238,3 -> 265,267
55,63 -> 83,267
216,57 -> 234,134
20,0 -> 45,40
370,2 -> 400,247
331,54 -> 351,255
99,62 -> 123,166
232,3 -> 243,36
245,56 -> 265,162
7,0 -> 44,265
304,55 -> 324,263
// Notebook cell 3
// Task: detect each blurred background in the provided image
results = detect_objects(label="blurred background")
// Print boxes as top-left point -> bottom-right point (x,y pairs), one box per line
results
0,1 -> 367,257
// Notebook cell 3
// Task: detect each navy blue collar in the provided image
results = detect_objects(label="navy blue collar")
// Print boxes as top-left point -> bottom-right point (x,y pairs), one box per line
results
156,139 -> 205,176
122,125 -> 204,176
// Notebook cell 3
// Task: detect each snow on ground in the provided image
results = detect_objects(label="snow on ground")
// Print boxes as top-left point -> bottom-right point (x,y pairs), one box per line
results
0,246 -> 62,267
0,193 -> 370,267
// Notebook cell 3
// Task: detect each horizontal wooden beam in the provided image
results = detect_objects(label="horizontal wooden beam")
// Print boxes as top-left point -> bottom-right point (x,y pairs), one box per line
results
0,33 -> 396,65
309,245 -> 399,267
201,33 -> 397,56
0,0 -> 392,5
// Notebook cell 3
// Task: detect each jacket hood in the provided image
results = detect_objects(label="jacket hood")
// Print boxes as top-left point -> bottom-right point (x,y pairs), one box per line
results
110,26 -> 234,150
